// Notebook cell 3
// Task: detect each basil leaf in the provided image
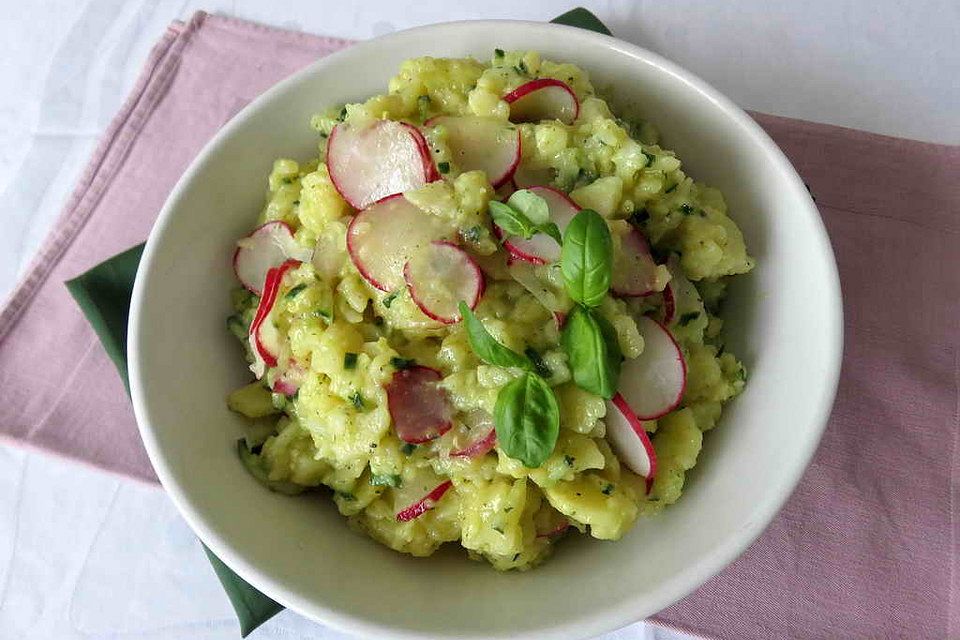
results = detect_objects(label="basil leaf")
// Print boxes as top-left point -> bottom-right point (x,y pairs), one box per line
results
561,209 -> 613,307
507,189 -> 550,225
494,373 -> 560,468
561,305 -> 621,399
538,222 -> 563,245
489,200 -> 533,238
459,302 -> 532,370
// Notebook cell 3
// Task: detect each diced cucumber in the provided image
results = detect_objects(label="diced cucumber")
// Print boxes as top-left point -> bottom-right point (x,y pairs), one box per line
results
227,382 -> 278,418
237,440 -> 306,496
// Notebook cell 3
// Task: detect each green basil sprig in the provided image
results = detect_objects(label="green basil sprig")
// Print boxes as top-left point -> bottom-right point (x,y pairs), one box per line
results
561,209 -> 613,307
489,189 -> 562,244
494,372 -> 560,468
561,305 -> 621,399
459,302 -> 532,370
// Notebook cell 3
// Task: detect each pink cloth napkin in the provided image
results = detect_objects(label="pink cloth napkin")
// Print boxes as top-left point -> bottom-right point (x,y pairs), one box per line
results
0,11 -> 956,640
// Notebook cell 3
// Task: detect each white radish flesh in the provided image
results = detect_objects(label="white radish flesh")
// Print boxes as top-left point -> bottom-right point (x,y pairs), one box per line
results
327,120 -> 439,210
426,116 -> 520,187
403,241 -> 484,324
502,186 -> 579,264
617,317 -> 687,420
385,366 -> 454,444
610,227 -> 661,297
605,392 -> 657,493
233,221 -> 311,295
504,78 -> 579,125
346,195 -> 452,291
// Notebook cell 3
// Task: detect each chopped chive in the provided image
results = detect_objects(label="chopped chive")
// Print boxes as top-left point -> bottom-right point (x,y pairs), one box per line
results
437,161 -> 450,174
642,151 -> 656,166
494,48 -> 505,58
343,352 -> 358,369
370,473 -> 402,488
679,203 -> 695,215
285,283 -> 307,299
492,525 -> 505,534
401,443 -> 417,455
601,483 -> 615,496
391,356 -> 416,370
665,183 -> 678,194
512,552 -> 520,561
564,454 -> 576,467
678,311 -> 701,326
349,391 -> 365,409
462,225 -> 482,243
382,290 -> 401,308
338,107 -> 347,121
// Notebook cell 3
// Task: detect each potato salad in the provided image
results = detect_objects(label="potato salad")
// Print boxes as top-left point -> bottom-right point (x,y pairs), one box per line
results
226,50 -> 753,570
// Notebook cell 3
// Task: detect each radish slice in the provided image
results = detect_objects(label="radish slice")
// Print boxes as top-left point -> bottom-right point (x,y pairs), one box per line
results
273,360 -> 305,396
502,186 -> 579,264
618,317 -> 687,420
610,228 -> 661,297
327,120 -> 439,210
403,241 -> 485,324
606,392 -> 657,493
386,365 -> 453,444
233,221 -> 311,295
248,259 -> 300,378
663,257 -> 702,326
504,78 -> 579,125
553,311 -> 568,331
507,261 -> 571,314
346,194 -> 452,291
426,116 -> 520,188
396,480 -> 453,522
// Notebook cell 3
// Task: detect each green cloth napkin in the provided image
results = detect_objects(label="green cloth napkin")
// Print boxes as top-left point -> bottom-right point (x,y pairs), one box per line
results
67,8 -> 610,637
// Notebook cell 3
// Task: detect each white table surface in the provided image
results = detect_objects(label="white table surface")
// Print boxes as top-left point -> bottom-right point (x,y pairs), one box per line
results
0,1 -> 956,638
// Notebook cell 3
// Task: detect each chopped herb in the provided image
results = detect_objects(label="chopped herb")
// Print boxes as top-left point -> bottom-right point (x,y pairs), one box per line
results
492,525 -> 505,534
281,176 -> 294,184
338,106 -> 347,121
335,491 -> 356,501
391,356 -> 416,370
678,311 -> 701,326
642,151 -> 656,166
737,366 -> 748,381
349,391 -> 365,409
462,225 -> 482,243
370,473 -> 402,488
401,443 -> 417,455
369,442 -> 378,449
417,94 -> 431,106
601,483 -> 615,496
437,161 -> 450,174
524,346 -> 552,378
293,200 -> 300,205
285,284 -> 307,299
494,48 -> 505,58
513,60 -> 528,75
315,309 -> 332,321
343,352 -> 358,369
512,552 -> 521,562
679,203 -> 695,215
382,290 -> 401,308
564,454 -> 576,467
504,506 -> 514,513
319,132 -> 328,139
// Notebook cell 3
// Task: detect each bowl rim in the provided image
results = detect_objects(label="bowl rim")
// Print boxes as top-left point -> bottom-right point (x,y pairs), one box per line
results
129,18 -> 843,640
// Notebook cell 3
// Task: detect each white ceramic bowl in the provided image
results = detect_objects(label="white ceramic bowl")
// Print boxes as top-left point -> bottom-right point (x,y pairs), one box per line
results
129,20 -> 842,640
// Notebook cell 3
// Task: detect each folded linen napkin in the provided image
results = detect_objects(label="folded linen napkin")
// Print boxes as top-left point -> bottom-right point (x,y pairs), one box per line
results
0,7 -> 956,640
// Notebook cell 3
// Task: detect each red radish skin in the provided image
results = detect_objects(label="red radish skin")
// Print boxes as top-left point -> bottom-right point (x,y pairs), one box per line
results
233,221 -> 309,295
403,241 -> 485,324
553,311 -> 568,330
248,259 -> 300,377
385,365 -> 454,444
327,120 -> 438,210
396,480 -> 453,522
609,392 -> 658,493
273,360 -> 305,396
424,116 -> 521,188
618,317 -> 687,420
346,194 -> 451,291
610,228 -> 661,297
502,186 -> 579,264
504,78 -> 580,125
450,429 -> 497,458
660,283 -> 676,325
536,520 -> 571,539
